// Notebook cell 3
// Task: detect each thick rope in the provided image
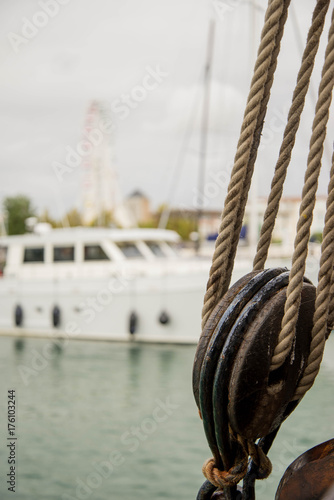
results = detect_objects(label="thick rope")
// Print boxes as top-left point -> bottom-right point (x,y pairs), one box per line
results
225,1 -> 290,292
293,146 -> 334,400
327,265 -> 334,332
271,8 -> 334,371
202,0 -> 288,328
196,6 -> 334,499
253,0 -> 331,271
202,0 -> 290,329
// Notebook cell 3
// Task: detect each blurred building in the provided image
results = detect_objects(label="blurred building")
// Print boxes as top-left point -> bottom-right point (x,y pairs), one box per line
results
242,196 -> 326,251
173,196 -> 327,248
125,191 -> 151,225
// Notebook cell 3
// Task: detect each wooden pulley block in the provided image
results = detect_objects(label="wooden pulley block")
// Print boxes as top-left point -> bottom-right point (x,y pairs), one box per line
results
194,268 -> 287,457
275,439 -> 334,499
225,270 -> 316,440
193,270 -> 265,408
193,267 -> 316,462
213,269 -> 316,443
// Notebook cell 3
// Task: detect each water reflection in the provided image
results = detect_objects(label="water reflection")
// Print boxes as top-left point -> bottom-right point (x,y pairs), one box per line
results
1,337 -> 332,500
51,339 -> 63,355
157,347 -> 176,381
14,337 -> 25,352
127,344 -> 143,389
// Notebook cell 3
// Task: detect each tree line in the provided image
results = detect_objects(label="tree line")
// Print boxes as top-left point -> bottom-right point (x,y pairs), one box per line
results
1,195 -> 198,240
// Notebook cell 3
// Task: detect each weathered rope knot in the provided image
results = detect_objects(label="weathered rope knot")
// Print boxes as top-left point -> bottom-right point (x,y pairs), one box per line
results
247,440 -> 272,480
202,457 -> 248,488
202,437 -> 272,489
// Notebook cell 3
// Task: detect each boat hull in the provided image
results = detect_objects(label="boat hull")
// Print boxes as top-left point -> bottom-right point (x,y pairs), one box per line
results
0,271 -> 208,344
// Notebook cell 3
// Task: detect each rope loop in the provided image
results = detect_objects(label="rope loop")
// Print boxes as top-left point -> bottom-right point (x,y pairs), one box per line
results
247,441 -> 272,480
202,457 -> 248,489
202,439 -> 272,489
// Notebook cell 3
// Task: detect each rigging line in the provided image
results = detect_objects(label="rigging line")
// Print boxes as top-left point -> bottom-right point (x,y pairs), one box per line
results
290,1 -> 333,169
327,247 -> 334,331
253,0 -> 331,271
271,6 -> 334,372
202,0 -> 291,329
158,71 -> 206,230
294,146 -> 334,399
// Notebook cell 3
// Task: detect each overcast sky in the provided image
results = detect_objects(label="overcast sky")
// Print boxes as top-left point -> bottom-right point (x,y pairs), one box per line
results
1,0 -> 334,220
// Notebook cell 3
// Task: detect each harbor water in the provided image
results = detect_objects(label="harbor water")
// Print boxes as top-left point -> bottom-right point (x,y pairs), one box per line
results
0,335 -> 333,500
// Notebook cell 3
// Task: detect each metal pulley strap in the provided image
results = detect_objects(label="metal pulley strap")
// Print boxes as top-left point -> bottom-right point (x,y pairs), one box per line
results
196,479 -> 219,500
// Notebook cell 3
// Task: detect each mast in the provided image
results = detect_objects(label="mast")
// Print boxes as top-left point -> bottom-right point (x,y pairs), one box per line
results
195,18 -> 215,252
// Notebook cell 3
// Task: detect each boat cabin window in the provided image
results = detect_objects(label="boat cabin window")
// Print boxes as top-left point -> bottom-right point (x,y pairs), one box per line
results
165,242 -> 179,255
84,245 -> 110,261
53,246 -> 75,262
145,242 -> 166,258
23,247 -> 44,263
0,246 -> 7,274
117,242 -> 144,259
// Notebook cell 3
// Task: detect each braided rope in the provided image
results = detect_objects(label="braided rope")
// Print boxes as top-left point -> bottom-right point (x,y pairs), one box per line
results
293,146 -> 334,400
225,2 -> 290,291
196,5 -> 334,499
253,0 -> 331,271
202,0 -> 290,329
327,265 -> 334,332
271,8 -> 334,371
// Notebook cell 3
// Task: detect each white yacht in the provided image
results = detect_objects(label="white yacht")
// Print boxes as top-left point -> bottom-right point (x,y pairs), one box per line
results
0,226 -> 217,343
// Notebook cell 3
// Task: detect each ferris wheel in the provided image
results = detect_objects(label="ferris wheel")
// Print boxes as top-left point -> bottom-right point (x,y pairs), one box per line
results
81,100 -> 122,226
